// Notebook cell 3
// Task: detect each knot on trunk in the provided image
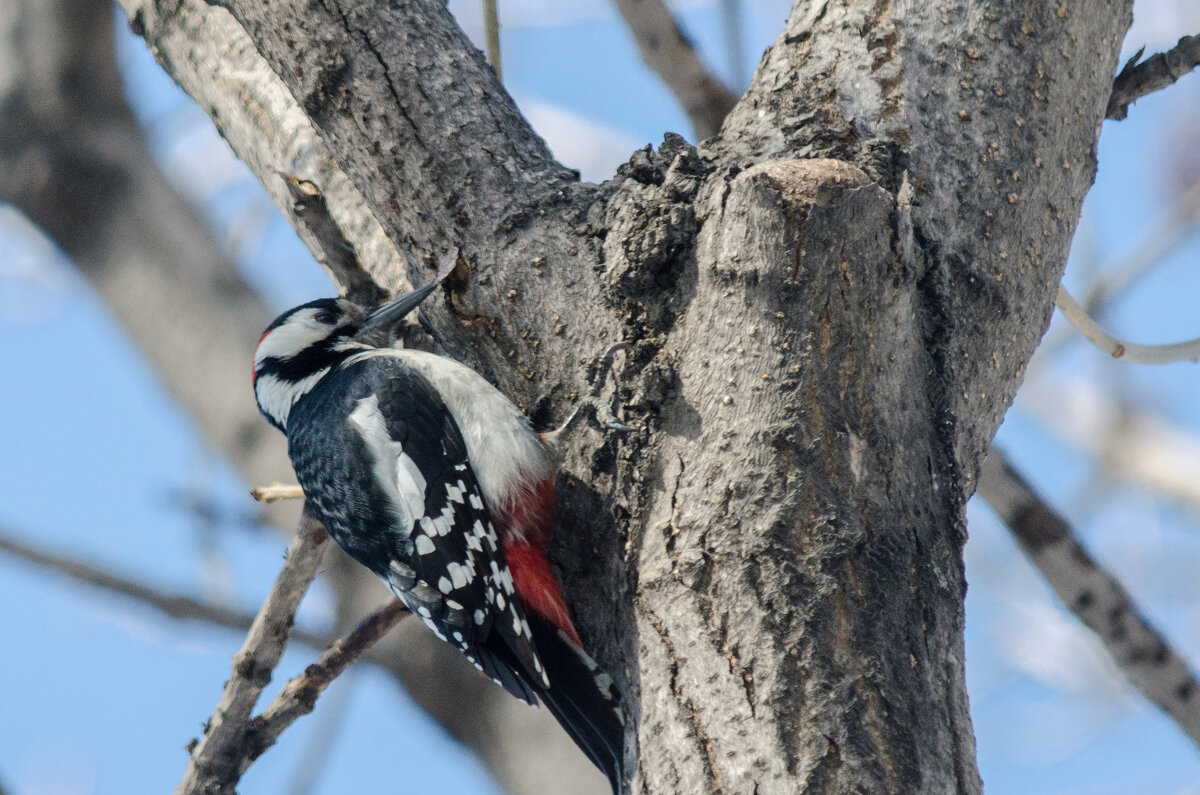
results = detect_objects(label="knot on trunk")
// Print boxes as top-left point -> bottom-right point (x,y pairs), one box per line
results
600,134 -> 709,335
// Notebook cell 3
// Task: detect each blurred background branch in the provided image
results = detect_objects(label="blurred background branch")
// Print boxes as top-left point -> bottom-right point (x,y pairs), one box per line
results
978,451 -> 1200,749
612,0 -> 737,139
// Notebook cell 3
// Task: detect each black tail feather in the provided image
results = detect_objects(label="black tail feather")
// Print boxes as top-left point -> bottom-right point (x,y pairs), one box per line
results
527,614 -> 627,794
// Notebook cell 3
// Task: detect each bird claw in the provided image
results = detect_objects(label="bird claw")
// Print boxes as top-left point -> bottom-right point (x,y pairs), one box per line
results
541,343 -> 634,446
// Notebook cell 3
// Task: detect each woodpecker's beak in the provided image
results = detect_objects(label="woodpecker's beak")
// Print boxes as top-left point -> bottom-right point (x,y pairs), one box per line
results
359,283 -> 438,338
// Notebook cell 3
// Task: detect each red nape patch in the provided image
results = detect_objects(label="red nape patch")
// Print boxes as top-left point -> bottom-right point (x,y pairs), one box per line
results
251,329 -> 269,386
503,538 -> 582,646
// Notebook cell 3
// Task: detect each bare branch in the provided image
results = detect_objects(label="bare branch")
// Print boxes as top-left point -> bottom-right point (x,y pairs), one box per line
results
1,515 -> 408,787
278,173 -> 388,305
198,0 -> 571,261
177,511 -> 330,795
1055,285 -> 1200,364
1107,35 -> 1200,120
613,0 -> 737,139
977,451 -> 1200,749
239,599 -> 410,772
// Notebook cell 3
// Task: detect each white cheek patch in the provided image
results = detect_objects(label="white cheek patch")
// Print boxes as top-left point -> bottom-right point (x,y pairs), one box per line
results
348,394 -> 428,534
255,368 -> 330,428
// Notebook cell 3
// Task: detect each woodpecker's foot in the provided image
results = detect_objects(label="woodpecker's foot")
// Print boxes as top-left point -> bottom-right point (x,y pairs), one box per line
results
250,483 -> 305,503
542,342 -> 634,446
543,395 -> 632,446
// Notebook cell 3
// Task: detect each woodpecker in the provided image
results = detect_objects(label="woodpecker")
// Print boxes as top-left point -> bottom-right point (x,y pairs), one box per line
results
253,284 -> 626,792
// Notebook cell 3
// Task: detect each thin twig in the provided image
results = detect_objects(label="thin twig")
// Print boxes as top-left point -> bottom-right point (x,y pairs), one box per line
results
977,450 -> 1200,750
1055,285 -> 1200,364
278,172 -> 388,305
239,598 -> 410,771
483,0 -> 501,81
251,482 -> 306,503
176,510 -> 330,795
612,0 -> 737,139
1107,35 -> 1200,120
1035,181 -> 1200,366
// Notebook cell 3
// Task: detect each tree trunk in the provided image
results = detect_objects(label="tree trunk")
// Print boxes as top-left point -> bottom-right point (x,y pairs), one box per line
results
110,0 -> 1134,790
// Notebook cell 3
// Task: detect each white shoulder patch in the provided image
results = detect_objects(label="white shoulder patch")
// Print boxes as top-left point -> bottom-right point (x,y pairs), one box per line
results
343,349 -> 550,509
348,394 -> 427,532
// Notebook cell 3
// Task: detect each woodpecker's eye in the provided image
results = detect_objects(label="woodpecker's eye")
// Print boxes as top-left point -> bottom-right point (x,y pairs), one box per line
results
315,310 -> 338,325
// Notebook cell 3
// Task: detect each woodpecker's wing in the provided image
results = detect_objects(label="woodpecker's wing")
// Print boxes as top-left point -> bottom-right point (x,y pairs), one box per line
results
287,356 -> 548,701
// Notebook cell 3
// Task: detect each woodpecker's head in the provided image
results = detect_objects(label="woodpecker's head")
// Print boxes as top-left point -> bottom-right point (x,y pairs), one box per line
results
253,284 -> 437,432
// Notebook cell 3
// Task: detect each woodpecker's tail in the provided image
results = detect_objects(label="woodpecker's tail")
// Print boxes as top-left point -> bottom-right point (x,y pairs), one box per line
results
528,613 -> 627,795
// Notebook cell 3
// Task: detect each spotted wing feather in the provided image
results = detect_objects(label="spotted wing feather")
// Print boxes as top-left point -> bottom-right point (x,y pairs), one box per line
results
287,356 -> 548,700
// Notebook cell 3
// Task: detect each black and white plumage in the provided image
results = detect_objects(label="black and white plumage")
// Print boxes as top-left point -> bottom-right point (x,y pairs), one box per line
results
252,287 -> 626,791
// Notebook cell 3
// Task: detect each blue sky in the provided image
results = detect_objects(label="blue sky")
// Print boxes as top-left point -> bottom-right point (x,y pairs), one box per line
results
2,1 -> 1200,793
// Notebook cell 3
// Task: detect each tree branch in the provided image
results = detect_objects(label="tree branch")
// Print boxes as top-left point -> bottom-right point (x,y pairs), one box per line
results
977,451 -> 1200,749
177,511 -> 329,795
116,0 -> 408,292
205,0 -> 572,259
1055,285 -> 1200,364
482,0 -> 501,81
123,0 -> 604,410
239,598 -> 410,772
1,514 -> 408,788
1107,35 -> 1200,121
59,0 -> 1146,790
278,172 -> 387,305
612,0 -> 737,139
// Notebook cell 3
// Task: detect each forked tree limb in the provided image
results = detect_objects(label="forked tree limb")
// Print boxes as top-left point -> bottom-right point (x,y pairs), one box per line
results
103,0 -> 1146,790
239,598 -> 411,772
977,451 -> 1200,749
177,511 -> 330,795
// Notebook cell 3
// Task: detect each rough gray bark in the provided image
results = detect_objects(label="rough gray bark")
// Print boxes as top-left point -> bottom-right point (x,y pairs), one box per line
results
67,0 -> 1139,791
0,3 -> 595,793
